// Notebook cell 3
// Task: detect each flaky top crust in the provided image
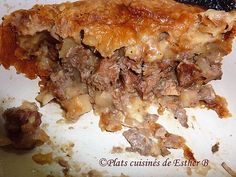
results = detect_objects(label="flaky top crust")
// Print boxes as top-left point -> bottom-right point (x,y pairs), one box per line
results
0,0 -> 236,78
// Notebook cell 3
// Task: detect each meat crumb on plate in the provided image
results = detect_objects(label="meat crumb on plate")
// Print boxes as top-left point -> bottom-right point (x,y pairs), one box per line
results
211,142 -> 219,154
1,101 -> 49,150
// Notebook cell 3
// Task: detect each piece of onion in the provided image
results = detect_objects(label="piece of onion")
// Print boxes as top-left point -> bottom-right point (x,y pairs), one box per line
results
36,91 -> 55,106
180,89 -> 199,107
95,91 -> 113,107
62,94 -> 92,119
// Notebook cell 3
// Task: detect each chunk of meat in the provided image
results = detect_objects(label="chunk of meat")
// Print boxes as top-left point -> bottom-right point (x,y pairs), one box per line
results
136,63 -> 162,99
173,108 -> 189,128
211,142 -> 219,154
137,61 -> 177,99
144,114 -> 159,122
159,96 -> 189,128
180,89 -> 199,107
199,84 -> 216,103
90,58 -> 120,90
112,89 -> 130,113
123,121 -> 190,157
49,70 -> 73,99
163,133 -> 185,149
2,102 -> 48,149
120,57 -> 142,74
160,79 -> 179,96
204,95 -> 231,118
196,57 -> 222,82
121,69 -> 140,91
111,146 -> 124,154
160,146 -> 171,156
176,61 -> 203,87
154,126 -> 167,139
123,128 -> 153,156
63,44 -> 98,82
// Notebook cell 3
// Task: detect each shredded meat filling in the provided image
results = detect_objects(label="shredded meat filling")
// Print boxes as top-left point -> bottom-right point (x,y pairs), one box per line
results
19,33 -> 230,127
176,61 -> 204,88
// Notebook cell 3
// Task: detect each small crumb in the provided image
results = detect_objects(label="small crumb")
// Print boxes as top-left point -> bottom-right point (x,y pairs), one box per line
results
72,163 -> 81,173
190,123 -> 194,129
211,142 -> 219,154
32,152 -> 53,165
57,158 -> 70,168
186,167 -> 192,176
62,168 -> 74,177
35,129 -> 50,146
157,105 -> 165,115
60,142 -> 75,157
82,170 -> 103,177
120,173 -> 129,177
0,97 -> 15,105
68,126 -> 74,130
46,139 -> 56,148
194,164 -> 211,176
191,116 -> 196,122
31,169 -> 38,175
111,146 -> 124,154
56,119 -> 66,124
42,123 -> 49,129
3,3 -> 14,13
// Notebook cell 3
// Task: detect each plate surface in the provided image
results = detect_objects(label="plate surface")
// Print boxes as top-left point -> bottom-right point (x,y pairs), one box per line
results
0,1 -> 236,177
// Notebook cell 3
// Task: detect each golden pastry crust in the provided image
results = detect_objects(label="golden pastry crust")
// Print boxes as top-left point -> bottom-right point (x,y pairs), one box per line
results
1,0 -> 236,72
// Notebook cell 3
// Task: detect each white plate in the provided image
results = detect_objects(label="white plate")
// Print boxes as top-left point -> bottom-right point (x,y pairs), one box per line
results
0,1 -> 236,177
